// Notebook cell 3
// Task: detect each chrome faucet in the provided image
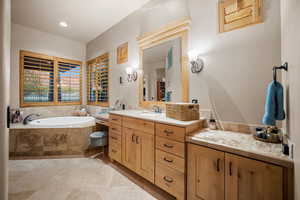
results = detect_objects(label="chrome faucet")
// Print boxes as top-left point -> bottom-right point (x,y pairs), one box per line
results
23,114 -> 40,125
152,105 -> 162,113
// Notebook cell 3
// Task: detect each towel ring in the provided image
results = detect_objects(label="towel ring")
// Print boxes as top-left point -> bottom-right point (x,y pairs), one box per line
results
273,67 -> 277,82
273,62 -> 288,83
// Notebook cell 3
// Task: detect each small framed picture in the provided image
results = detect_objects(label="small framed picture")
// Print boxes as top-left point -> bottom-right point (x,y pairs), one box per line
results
117,42 -> 128,64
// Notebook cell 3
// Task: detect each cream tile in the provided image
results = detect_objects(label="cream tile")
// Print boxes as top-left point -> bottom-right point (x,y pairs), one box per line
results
9,158 -> 157,200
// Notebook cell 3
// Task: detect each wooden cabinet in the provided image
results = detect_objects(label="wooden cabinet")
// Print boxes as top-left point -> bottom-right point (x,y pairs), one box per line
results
155,162 -> 185,200
187,144 -> 284,200
122,127 -> 138,171
225,153 -> 283,200
108,114 -> 122,163
120,118 -> 155,183
155,123 -> 187,200
109,114 -> 122,125
136,130 -> 155,182
187,144 -> 225,200
109,114 -> 202,200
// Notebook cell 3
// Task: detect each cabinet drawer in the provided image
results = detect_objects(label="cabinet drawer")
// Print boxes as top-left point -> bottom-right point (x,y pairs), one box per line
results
109,142 -> 121,163
156,149 -> 185,173
155,162 -> 185,200
109,123 -> 122,134
123,117 -> 154,135
156,137 -> 185,158
156,123 -> 185,142
109,131 -> 121,144
109,114 -> 122,125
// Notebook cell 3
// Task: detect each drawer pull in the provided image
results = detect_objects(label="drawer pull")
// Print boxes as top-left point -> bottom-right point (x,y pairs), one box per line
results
216,158 -> 220,172
110,136 -> 118,140
112,149 -> 117,153
131,134 -> 135,143
136,136 -> 140,144
163,157 -> 173,163
164,130 -> 174,135
111,128 -> 117,131
112,118 -> 118,121
163,143 -> 174,148
229,161 -> 233,176
163,176 -> 174,183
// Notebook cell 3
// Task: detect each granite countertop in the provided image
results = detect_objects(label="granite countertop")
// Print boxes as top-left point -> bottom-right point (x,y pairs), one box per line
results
109,110 -> 203,127
187,130 -> 293,168
92,113 -> 109,121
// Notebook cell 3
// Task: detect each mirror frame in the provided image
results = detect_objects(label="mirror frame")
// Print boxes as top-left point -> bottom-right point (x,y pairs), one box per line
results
137,18 -> 191,109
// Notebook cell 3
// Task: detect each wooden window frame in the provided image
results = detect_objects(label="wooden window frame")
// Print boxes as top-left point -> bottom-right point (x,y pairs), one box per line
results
20,50 -> 83,107
86,53 -> 109,107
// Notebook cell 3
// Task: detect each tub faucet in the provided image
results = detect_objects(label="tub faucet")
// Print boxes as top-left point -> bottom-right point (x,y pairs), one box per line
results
23,114 -> 40,125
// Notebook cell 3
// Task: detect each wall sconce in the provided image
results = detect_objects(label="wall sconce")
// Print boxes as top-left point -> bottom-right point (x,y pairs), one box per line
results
190,55 -> 204,74
126,67 -> 138,82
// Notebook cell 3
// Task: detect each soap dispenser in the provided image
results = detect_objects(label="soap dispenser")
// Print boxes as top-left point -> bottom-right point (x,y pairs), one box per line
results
208,113 -> 217,130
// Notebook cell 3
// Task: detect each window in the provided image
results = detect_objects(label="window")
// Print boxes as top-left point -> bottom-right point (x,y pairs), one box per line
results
86,53 -> 109,107
20,50 -> 82,107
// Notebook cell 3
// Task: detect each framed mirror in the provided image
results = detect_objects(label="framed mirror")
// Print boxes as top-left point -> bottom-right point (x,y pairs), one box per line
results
137,18 -> 191,108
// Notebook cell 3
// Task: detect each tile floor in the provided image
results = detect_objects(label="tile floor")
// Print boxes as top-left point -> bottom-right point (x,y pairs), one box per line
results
9,157 -> 157,200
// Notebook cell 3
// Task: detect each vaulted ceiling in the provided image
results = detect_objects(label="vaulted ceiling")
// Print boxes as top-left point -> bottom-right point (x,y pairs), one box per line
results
12,0 -> 150,43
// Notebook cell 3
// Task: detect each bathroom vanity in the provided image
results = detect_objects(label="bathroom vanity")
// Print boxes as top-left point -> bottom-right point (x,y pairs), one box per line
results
109,110 -> 203,200
187,131 -> 293,200
108,111 -> 293,200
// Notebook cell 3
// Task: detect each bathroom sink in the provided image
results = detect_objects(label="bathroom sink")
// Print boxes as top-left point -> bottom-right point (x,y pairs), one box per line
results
139,112 -> 161,117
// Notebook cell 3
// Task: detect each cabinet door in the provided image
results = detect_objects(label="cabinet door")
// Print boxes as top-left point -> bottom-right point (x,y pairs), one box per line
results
135,131 -> 155,183
187,144 -> 225,200
225,153 -> 283,200
122,127 -> 138,171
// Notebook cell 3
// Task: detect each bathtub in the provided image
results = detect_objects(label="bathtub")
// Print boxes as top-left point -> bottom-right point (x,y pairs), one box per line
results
28,116 -> 95,128
10,116 -> 96,129
9,116 -> 96,158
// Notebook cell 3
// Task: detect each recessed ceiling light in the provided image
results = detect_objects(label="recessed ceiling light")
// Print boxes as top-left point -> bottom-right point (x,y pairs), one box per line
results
59,21 -> 68,27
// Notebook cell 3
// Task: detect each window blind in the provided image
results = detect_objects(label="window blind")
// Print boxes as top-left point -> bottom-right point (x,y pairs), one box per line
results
87,53 -> 109,106
23,56 -> 55,103
20,50 -> 82,107
58,61 -> 81,102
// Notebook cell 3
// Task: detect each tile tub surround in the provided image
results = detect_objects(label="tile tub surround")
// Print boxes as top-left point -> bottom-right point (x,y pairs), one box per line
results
9,158 -> 157,200
14,106 -> 84,118
9,127 -> 93,158
187,130 -> 293,168
109,110 -> 204,127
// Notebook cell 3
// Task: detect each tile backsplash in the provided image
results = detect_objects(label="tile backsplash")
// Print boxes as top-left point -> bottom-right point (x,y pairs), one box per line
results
14,106 -> 82,118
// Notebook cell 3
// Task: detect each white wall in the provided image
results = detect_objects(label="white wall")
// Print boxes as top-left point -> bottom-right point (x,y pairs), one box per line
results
87,0 -> 281,125
0,0 -> 10,199
281,0 -> 300,198
188,0 -> 281,124
87,11 -> 141,108
10,23 -> 86,108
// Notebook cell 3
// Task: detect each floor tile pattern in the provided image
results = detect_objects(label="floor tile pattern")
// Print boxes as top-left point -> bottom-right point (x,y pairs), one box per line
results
9,158 -> 156,200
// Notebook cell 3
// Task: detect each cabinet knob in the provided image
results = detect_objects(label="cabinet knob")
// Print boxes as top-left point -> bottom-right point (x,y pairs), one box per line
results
163,157 -> 174,163
163,143 -> 174,148
164,130 -> 174,135
163,176 -> 173,183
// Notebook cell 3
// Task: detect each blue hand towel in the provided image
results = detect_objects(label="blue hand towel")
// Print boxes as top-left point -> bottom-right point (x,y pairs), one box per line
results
262,81 -> 285,126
